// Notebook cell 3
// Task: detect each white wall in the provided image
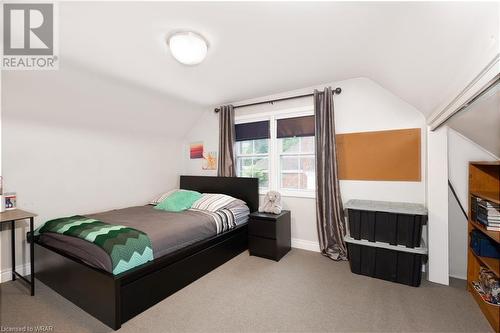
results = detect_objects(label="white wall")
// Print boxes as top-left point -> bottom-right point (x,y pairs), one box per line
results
0,65 -> 2,274
447,128 -> 498,279
448,129 -> 499,211
183,77 -> 427,250
0,62 -> 203,281
448,187 -> 467,280
427,126 -> 449,285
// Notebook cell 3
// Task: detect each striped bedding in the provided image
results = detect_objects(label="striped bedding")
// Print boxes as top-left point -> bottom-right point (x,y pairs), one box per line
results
191,204 -> 250,234
190,193 -> 249,233
191,193 -> 246,212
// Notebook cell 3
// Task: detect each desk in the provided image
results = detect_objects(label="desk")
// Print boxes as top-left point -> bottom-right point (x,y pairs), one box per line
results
0,209 -> 37,295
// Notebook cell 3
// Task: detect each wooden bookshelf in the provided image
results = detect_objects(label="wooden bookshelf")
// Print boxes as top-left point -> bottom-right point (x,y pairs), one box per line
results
471,250 -> 500,277
469,280 -> 500,331
471,191 -> 500,205
467,161 -> 500,333
470,219 -> 500,243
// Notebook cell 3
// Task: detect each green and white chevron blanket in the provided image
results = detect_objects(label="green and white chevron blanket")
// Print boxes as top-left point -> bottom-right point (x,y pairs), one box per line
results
37,215 -> 153,275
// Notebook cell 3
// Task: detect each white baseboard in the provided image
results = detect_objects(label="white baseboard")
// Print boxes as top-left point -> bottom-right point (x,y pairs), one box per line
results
449,273 -> 467,281
291,238 -> 320,252
0,263 -> 31,283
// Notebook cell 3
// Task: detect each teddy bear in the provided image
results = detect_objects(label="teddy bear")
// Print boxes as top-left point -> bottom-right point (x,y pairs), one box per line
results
259,191 -> 282,214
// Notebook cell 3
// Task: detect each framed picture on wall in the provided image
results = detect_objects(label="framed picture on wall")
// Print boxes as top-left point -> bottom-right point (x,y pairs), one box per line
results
202,152 -> 217,170
190,142 -> 204,159
4,192 -> 17,211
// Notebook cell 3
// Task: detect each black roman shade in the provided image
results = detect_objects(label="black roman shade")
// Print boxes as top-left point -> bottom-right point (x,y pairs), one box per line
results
277,115 -> 315,138
235,121 -> 270,142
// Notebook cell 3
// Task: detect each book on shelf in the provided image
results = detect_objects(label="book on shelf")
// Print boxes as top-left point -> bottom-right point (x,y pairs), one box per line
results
481,221 -> 500,226
472,197 -> 500,229
478,224 -> 500,231
477,205 -> 500,217
477,211 -> 500,218
474,213 -> 499,223
476,217 -> 500,231
477,213 -> 500,223
477,197 -> 500,209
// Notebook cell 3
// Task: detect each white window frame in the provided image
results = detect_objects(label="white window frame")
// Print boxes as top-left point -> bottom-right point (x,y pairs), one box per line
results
235,139 -> 270,191
235,106 -> 316,198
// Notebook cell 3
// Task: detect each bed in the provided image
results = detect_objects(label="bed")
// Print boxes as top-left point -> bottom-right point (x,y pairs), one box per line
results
34,176 -> 259,330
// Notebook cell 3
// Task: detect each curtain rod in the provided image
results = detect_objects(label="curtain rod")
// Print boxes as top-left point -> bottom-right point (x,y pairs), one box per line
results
214,87 -> 342,113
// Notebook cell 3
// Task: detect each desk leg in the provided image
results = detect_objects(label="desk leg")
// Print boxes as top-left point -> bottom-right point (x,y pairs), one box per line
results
11,220 -> 15,281
30,217 -> 35,296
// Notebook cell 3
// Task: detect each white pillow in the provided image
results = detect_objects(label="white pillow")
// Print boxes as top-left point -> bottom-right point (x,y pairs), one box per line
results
191,193 -> 242,212
150,189 -> 178,205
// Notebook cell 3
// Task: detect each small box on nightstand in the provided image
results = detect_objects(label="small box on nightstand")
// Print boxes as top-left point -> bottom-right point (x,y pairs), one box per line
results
248,210 -> 291,261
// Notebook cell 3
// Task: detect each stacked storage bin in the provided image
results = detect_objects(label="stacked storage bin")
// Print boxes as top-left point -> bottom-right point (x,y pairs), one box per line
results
344,199 -> 428,287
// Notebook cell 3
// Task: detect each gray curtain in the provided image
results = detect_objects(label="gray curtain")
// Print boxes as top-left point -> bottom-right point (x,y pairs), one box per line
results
217,105 -> 236,177
314,87 -> 348,261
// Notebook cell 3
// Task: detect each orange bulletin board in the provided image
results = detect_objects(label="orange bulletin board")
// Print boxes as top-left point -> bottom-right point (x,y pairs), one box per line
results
335,128 -> 421,181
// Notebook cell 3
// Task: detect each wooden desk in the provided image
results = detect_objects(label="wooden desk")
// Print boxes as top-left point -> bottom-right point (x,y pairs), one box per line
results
0,209 -> 37,295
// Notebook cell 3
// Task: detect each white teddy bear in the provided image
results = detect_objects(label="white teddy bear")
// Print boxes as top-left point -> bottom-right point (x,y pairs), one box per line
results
259,191 -> 282,214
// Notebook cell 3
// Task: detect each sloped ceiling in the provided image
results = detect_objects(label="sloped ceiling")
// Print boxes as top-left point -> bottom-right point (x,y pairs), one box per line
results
2,62 -> 205,139
447,82 -> 500,158
56,2 -> 498,117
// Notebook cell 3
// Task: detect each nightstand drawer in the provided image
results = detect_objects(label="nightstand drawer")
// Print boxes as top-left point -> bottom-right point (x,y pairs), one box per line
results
249,236 -> 277,259
249,218 -> 276,239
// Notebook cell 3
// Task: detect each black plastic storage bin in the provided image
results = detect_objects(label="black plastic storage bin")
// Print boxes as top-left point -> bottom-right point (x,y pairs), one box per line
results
345,237 -> 427,287
346,200 -> 427,248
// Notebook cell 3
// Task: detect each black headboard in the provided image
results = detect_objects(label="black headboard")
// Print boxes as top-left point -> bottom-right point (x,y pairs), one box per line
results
180,176 -> 259,212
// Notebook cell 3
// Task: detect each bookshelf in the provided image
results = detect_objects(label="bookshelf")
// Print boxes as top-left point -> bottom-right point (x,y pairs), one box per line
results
467,161 -> 500,333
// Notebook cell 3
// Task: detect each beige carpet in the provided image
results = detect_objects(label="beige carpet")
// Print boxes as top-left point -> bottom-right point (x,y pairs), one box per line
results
0,249 -> 493,333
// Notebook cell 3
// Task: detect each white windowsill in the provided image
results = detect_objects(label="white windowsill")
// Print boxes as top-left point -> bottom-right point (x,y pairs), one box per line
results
259,188 -> 316,199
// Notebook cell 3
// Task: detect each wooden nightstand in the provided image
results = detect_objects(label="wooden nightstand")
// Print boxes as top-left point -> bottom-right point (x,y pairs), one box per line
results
248,210 -> 291,261
0,209 -> 37,295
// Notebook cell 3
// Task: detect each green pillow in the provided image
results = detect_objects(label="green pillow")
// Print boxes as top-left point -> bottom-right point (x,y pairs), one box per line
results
154,190 -> 202,212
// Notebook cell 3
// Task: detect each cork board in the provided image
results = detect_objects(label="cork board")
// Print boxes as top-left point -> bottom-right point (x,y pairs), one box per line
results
335,128 -> 421,181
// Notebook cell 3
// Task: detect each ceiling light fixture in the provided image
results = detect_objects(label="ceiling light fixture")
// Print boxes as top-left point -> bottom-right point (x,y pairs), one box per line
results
167,31 -> 208,65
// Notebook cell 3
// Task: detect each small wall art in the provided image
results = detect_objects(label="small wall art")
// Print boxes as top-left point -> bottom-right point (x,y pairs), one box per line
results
190,142 -> 204,159
4,192 -> 17,210
202,152 -> 217,170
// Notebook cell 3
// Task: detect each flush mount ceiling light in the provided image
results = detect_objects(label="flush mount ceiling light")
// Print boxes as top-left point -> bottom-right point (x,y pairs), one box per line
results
167,31 -> 208,65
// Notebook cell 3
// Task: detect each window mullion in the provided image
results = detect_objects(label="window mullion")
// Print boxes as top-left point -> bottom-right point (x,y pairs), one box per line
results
253,157 -> 257,178
270,115 -> 278,192
298,155 -> 302,190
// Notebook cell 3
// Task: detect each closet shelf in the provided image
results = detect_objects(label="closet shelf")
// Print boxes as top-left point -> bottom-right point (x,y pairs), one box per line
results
470,249 -> 500,277
469,219 -> 500,244
471,191 -> 500,205
469,281 -> 500,330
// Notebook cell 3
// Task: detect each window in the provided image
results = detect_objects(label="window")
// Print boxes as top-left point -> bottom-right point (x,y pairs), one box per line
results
234,120 -> 271,189
235,109 -> 316,197
279,136 -> 315,191
235,139 -> 269,189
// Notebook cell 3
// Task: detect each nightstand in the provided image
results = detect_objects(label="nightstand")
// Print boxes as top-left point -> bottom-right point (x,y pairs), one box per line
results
248,210 -> 291,261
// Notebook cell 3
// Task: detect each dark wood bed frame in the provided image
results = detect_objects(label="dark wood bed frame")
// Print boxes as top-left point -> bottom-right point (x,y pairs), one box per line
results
34,176 -> 259,330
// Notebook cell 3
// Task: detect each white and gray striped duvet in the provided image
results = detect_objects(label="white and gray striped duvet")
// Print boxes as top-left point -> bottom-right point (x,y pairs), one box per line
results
191,193 -> 246,212
190,204 -> 250,234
